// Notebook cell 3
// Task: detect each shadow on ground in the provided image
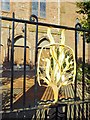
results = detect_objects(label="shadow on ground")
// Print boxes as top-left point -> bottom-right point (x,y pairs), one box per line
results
13,84 -> 46,109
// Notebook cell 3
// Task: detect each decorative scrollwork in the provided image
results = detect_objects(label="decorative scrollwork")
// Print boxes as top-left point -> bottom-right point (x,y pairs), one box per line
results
37,28 -> 76,103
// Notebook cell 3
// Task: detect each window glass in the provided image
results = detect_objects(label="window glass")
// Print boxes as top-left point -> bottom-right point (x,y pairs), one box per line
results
40,0 -> 46,18
1,0 -> 10,11
32,0 -> 46,18
32,0 -> 38,16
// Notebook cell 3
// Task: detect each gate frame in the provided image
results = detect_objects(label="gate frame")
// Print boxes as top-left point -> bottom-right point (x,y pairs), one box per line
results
0,13 -> 90,119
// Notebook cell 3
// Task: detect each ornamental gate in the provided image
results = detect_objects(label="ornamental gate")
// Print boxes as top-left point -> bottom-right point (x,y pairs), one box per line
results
0,14 -> 90,120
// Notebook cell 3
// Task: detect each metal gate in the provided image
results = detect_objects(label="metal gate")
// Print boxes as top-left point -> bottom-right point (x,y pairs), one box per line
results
0,13 -> 90,120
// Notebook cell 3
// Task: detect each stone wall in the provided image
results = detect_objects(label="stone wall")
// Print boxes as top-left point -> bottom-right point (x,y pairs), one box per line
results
1,1 -> 90,64
0,1 -> 59,65
60,2 -> 90,62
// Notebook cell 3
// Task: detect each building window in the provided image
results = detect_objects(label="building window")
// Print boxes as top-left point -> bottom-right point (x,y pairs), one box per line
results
1,0 -> 10,11
32,0 -> 46,18
32,0 -> 38,16
40,0 -> 46,18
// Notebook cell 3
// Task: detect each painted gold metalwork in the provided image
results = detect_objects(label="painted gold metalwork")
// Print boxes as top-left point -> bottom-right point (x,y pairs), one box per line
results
37,28 -> 76,103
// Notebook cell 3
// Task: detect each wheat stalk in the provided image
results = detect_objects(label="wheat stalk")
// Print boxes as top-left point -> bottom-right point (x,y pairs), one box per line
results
37,28 -> 76,103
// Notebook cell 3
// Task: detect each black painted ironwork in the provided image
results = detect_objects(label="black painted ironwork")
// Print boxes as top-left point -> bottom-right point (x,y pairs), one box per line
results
10,12 -> 15,111
23,23 -> 27,109
74,22 -> 82,120
0,13 -> 90,119
1,15 -> 90,32
31,15 -> 38,107
82,31 -> 86,120
7,25 -> 11,62
1,100 -> 90,119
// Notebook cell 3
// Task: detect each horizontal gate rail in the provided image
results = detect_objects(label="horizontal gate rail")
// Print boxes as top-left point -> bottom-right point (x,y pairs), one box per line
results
0,16 -> 90,32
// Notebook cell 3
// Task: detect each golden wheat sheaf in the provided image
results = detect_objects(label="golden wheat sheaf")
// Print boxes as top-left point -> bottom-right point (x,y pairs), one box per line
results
37,28 -> 76,103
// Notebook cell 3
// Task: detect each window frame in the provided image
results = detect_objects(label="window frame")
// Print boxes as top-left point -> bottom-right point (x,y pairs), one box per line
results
32,0 -> 46,18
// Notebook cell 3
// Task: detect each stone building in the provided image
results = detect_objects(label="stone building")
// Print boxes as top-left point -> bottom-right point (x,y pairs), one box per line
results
60,2 -> 90,63
0,1 -> 90,66
0,0 -> 60,65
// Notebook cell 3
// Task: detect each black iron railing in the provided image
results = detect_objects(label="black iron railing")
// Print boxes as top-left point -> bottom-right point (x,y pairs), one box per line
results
1,100 -> 90,119
0,13 -> 90,119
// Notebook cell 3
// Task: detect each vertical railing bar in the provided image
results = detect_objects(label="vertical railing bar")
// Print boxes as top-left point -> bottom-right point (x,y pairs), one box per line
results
35,17 -> 38,106
74,25 -> 78,120
74,23 -> 81,120
82,31 -> 85,89
23,23 -> 27,109
30,14 -> 38,120
45,109 -> 47,120
55,106 -> 58,120
10,12 -> 15,111
30,15 -> 38,106
78,104 -> 80,120
82,32 -> 85,96
65,104 -> 67,120
82,31 -> 85,120
69,105 -> 72,120
7,26 -> 11,62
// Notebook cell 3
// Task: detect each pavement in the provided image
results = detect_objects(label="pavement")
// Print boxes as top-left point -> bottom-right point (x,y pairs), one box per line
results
1,65 -> 89,111
0,68 -> 47,110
